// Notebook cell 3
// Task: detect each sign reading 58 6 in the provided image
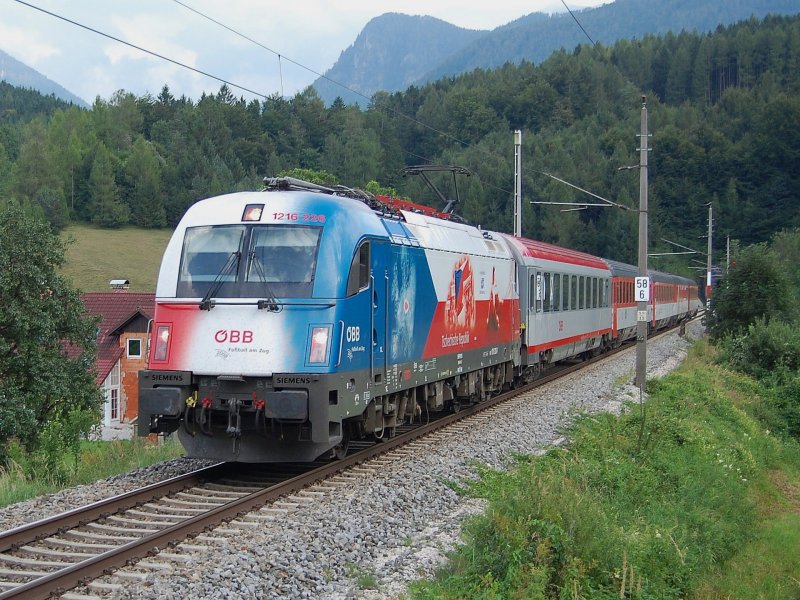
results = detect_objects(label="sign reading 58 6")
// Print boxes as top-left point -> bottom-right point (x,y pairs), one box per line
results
635,277 -> 651,302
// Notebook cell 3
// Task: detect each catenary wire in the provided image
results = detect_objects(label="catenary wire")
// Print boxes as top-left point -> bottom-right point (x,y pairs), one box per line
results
561,0 -> 598,47
12,0 -> 268,99
170,2 -> 523,200
169,0 -> 479,154
168,0 -> 519,198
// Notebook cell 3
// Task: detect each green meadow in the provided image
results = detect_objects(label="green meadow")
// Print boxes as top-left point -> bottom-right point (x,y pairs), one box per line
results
61,224 -> 172,292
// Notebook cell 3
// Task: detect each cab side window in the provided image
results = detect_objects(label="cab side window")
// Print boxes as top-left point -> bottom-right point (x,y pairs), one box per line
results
346,241 -> 370,296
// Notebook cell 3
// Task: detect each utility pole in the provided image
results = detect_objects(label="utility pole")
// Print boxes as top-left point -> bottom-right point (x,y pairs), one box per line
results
513,130 -> 522,237
706,204 -> 713,310
635,96 -> 650,390
726,234 -> 730,274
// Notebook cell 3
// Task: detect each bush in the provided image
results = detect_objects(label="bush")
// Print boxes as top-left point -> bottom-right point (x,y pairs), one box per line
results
717,319 -> 800,440
719,318 -> 800,381
707,244 -> 792,339
748,375 -> 800,440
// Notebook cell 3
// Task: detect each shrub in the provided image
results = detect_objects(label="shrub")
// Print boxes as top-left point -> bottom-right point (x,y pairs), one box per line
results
751,375 -> 800,440
719,318 -> 800,381
707,244 -> 792,339
717,319 -> 800,440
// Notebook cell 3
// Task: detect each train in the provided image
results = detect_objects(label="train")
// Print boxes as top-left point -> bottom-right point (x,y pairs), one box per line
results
138,178 -> 701,462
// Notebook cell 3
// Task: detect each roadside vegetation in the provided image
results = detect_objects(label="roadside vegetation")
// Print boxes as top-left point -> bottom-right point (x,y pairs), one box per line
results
411,229 -> 800,599
0,436 -> 184,509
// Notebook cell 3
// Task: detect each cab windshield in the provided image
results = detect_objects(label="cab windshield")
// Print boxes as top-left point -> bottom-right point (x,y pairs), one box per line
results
177,224 -> 322,299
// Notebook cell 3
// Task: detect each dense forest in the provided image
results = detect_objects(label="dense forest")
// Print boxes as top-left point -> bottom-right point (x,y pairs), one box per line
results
1,14 -> 799,274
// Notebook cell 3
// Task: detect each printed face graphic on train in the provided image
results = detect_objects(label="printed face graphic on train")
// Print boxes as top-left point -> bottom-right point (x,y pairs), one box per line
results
486,266 -> 502,331
391,248 -> 417,360
445,256 -> 475,335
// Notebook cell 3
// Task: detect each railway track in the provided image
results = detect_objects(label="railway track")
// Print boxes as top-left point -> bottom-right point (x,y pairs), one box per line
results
0,323 -> 687,599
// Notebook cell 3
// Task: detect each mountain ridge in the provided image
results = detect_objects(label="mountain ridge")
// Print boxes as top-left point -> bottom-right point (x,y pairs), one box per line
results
0,48 -> 89,108
313,0 -> 800,105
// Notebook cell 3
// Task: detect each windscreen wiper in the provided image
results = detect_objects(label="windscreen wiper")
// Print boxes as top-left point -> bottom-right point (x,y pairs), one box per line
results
199,251 -> 241,310
248,251 -> 281,312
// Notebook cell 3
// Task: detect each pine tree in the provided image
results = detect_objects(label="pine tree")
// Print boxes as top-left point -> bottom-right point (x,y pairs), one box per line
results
89,142 -> 129,227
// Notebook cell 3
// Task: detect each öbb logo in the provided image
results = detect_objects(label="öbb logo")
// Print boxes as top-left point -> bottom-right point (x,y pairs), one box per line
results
214,330 -> 254,344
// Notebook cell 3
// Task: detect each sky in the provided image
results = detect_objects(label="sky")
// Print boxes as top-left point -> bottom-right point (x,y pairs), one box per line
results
1,0 -> 611,105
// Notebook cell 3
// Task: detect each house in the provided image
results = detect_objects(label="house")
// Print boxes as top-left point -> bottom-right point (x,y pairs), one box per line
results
81,291 -> 155,440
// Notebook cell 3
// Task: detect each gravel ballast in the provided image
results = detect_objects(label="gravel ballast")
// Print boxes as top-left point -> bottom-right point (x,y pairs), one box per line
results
1,321 -> 704,599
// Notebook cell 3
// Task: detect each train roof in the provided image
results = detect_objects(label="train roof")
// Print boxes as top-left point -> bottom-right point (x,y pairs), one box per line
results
604,258 -> 697,286
650,270 -> 698,286
603,259 -> 639,277
500,235 -> 609,270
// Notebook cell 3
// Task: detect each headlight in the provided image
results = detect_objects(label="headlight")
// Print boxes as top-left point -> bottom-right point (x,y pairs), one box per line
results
308,325 -> 331,364
153,325 -> 171,361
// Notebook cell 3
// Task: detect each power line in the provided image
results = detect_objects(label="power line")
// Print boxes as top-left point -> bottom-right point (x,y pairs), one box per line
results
12,0 -> 471,175
560,0 -> 598,47
169,0 -> 504,178
12,0 -> 269,99
169,0 -> 477,152
536,170 -> 632,210
170,0 -> 518,197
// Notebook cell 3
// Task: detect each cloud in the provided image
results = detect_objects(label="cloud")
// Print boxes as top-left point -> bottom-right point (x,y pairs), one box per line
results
0,26 -> 61,65
106,12 -> 197,66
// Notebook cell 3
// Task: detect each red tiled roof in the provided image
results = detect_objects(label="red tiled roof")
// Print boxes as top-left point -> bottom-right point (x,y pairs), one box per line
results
80,292 -> 155,384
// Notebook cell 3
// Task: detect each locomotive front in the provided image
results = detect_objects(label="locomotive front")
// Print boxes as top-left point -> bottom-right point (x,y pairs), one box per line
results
138,190 -> 386,462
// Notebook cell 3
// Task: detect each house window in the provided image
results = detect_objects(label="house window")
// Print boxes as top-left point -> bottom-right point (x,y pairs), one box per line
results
110,388 -> 119,420
127,338 -> 142,358
104,362 -> 121,423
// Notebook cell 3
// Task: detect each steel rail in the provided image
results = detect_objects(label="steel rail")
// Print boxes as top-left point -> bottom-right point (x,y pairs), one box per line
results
0,463 -> 226,553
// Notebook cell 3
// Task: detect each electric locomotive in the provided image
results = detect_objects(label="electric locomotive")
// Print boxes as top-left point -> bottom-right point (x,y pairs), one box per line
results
138,178 -> 521,462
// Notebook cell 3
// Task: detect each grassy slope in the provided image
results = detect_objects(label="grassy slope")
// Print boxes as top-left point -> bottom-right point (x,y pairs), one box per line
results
60,224 -> 172,292
409,341 -> 800,599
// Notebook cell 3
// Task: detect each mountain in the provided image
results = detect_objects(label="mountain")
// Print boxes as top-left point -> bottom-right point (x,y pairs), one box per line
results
312,13 -> 486,106
0,48 -> 89,108
313,0 -> 800,105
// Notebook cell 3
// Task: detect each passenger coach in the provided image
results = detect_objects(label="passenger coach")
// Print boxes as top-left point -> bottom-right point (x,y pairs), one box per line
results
503,236 -> 613,378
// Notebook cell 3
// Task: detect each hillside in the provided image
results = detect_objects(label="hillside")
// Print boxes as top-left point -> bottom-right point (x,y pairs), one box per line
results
421,0 -> 800,82
61,225 -> 171,292
314,0 -> 800,105
0,49 -> 88,108
0,80 -> 78,124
